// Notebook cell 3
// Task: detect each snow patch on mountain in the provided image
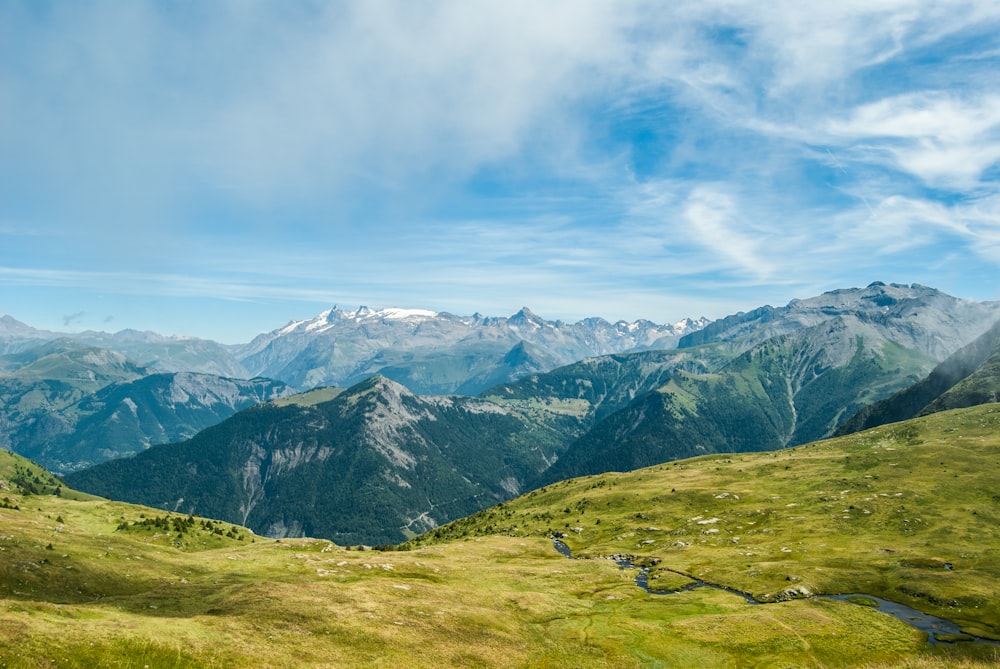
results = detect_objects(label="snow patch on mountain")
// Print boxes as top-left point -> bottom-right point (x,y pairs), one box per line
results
235,304 -> 709,394
374,308 -> 438,321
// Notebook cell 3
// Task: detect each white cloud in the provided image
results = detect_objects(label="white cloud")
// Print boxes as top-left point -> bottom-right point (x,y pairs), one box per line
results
681,186 -> 774,279
1,2 -> 635,212
5,1 -> 1000,337
826,191 -> 1000,270
827,93 -> 1000,189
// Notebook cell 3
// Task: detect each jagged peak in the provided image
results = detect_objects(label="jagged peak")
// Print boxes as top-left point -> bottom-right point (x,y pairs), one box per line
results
509,307 -> 549,328
510,306 -> 537,319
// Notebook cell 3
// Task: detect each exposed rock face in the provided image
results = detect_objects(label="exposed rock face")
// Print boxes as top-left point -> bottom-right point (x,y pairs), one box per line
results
66,376 -> 573,545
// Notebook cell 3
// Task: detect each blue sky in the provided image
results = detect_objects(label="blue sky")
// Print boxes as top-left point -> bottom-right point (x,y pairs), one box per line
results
2,1 -> 1000,343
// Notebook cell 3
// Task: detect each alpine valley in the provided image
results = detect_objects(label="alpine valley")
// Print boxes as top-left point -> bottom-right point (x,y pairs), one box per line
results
5,282 -> 1000,667
5,378 -> 1000,666
45,282 -> 1000,545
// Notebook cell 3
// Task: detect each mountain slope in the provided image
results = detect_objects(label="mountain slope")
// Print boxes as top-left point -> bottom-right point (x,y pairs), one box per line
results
836,319 -> 1000,435
0,337 -> 294,473
9,447 -> 997,668
524,284 -> 1000,483
413,404 -> 1000,644
18,372 -> 294,473
0,341 -> 149,455
65,376 -> 581,545
926,349 -> 1000,412
481,348 -> 721,424
536,323 -> 931,484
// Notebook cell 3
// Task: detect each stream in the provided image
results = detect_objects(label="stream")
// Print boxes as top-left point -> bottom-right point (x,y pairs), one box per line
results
552,538 -> 998,646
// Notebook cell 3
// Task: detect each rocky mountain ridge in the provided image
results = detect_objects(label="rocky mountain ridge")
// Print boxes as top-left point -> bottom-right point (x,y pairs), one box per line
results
234,305 -> 708,394
679,282 -> 995,360
0,307 -> 709,396
66,375 -> 578,545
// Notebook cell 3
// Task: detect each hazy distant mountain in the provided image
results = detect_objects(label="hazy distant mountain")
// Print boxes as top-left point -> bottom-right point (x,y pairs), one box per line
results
0,340 -> 149,463
0,317 -> 247,377
234,306 -> 708,395
0,315 -> 59,359
17,372 -> 294,474
70,329 -> 248,378
0,336 -> 295,473
66,376 -> 581,545
835,318 -> 1000,435
0,340 -> 148,418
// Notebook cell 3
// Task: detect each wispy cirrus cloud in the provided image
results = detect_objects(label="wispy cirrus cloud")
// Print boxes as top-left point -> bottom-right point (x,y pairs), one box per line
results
826,92 -> 1000,189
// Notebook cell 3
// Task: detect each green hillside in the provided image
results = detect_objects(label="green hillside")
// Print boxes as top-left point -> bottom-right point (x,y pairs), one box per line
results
412,404 -> 1000,647
838,320 -> 1000,435
927,352 -> 1000,412
5,410 -> 1000,666
536,331 -> 931,484
65,376 -> 580,545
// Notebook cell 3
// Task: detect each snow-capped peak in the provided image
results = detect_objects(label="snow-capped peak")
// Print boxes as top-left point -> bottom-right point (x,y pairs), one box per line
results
375,308 -> 439,321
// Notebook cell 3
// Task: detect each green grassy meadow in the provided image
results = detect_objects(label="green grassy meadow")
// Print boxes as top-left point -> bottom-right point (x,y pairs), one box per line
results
3,406 -> 1000,667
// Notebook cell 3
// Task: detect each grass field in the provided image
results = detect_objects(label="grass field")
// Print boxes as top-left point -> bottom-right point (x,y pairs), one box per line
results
3,406 -> 1000,667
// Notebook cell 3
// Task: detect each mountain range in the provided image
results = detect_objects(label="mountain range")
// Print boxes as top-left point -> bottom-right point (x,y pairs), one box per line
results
0,338 -> 294,473
233,305 -> 708,394
1,308 -> 709,396
0,307 -> 703,472
64,282 -> 1000,544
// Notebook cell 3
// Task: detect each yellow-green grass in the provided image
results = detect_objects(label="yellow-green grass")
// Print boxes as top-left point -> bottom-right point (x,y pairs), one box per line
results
0,500 -> 968,669
3,406 -> 1000,666
269,386 -> 345,408
412,405 -> 1000,648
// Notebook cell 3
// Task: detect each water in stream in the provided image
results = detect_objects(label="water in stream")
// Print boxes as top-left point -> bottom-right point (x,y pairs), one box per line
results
552,538 -> 998,646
